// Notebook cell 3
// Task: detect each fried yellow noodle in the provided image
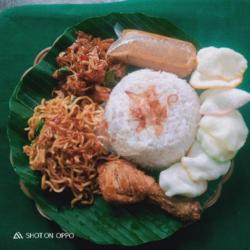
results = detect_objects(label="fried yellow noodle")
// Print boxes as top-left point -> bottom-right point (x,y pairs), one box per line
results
23,95 -> 115,206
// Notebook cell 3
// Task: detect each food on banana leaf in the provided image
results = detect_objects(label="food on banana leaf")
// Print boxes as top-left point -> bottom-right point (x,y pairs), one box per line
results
199,110 -> 248,153
53,31 -> 126,101
107,29 -> 197,77
181,141 -> 231,181
197,128 -> 236,162
190,47 -> 247,89
104,69 -> 200,168
22,29 -> 250,223
200,89 -> 250,115
159,162 -> 207,198
98,159 -> 202,221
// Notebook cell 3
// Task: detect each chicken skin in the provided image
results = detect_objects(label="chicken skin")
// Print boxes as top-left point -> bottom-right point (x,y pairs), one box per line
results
98,159 -> 202,221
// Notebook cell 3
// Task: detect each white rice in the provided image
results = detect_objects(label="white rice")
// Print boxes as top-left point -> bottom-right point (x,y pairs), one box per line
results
105,69 -> 200,169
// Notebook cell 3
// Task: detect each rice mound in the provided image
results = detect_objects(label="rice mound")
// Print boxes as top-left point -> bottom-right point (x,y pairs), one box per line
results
105,69 -> 200,169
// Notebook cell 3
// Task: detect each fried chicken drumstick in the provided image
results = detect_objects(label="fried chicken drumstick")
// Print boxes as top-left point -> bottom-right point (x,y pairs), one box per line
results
98,159 -> 202,221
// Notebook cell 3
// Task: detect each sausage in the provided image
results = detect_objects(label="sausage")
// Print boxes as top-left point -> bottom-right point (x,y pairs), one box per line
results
107,29 -> 197,77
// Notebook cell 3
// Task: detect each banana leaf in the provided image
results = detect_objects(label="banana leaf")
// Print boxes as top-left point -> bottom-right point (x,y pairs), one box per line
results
7,13 -> 225,246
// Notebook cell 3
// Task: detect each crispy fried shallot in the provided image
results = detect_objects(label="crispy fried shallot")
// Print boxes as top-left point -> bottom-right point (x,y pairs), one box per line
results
126,85 -> 178,136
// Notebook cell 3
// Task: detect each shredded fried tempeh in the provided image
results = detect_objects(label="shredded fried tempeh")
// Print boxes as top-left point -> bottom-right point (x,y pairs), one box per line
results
23,96 -> 116,206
